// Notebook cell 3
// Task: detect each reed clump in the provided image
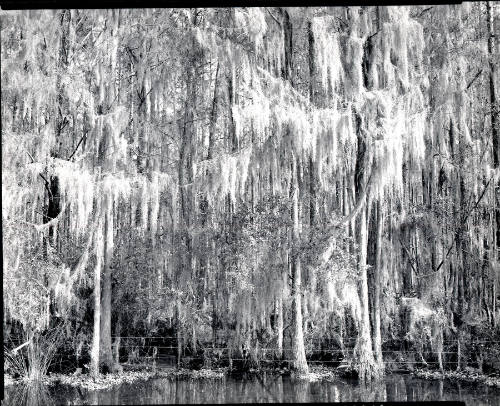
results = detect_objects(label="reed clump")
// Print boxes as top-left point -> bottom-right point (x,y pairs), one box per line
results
5,327 -> 62,382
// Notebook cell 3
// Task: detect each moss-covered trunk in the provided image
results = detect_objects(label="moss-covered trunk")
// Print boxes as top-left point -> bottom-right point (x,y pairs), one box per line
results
290,152 -> 308,374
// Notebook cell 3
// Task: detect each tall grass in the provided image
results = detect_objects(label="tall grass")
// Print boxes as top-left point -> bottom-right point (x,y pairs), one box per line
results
5,326 -> 63,382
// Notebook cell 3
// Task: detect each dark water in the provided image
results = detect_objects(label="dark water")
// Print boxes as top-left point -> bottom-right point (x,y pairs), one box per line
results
4,373 -> 500,405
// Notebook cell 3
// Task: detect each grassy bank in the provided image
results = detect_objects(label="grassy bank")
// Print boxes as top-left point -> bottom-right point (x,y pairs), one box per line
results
3,364 -> 343,391
6,364 -> 500,392
4,366 -> 227,391
412,368 -> 500,388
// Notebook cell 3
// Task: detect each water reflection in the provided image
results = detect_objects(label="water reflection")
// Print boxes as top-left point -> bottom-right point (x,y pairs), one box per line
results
4,373 -> 500,405
6,381 -> 55,406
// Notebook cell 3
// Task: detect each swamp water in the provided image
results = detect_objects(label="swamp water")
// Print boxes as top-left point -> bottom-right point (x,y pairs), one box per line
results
4,373 -> 500,405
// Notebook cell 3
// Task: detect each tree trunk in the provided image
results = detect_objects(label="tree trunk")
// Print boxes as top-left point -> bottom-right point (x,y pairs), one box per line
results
176,32 -> 198,368
437,328 -> 444,373
212,263 -> 218,348
90,266 -> 101,376
487,1 -> 499,327
308,18 -> 318,226
90,206 -> 103,377
280,8 -> 293,82
42,9 -> 69,255
373,200 -> 384,372
307,19 -> 316,105
487,1 -> 499,169
99,198 -> 114,372
227,68 -> 238,153
90,10 -> 121,376
207,61 -> 219,160
290,152 -> 309,374
177,300 -> 182,368
356,204 -> 378,380
275,295 -> 284,360
276,7 -> 308,375
113,313 -> 122,366
354,111 -> 378,380
44,176 -> 61,247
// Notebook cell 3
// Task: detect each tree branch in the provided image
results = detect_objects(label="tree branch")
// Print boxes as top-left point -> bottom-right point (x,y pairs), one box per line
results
25,149 -> 35,163
39,173 -> 53,199
466,69 -> 483,90
318,170 -> 373,267
368,30 -> 380,41
11,340 -> 31,354
33,203 -> 68,232
334,170 -> 373,228
266,7 -> 282,27
25,149 -> 54,198
67,132 -> 87,161
416,7 -> 434,18
398,236 -> 418,275
435,175 -> 492,273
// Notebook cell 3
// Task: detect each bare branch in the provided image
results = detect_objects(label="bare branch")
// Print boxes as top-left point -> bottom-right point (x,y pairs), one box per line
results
25,149 -> 35,163
416,7 -> 434,18
33,203 -> 68,232
317,170 -> 374,267
266,7 -> 282,27
398,236 -> 418,274
435,175 -> 493,273
11,340 -> 31,354
334,170 -> 373,228
67,132 -> 87,161
466,69 -> 483,90
39,173 -> 53,199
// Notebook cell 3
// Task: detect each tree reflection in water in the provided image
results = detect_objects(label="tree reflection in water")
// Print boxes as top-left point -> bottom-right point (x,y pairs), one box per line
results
8,381 -> 54,406
4,374 -> 500,405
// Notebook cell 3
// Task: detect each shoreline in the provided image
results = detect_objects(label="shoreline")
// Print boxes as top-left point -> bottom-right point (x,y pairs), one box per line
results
2,365 -> 338,390
411,368 -> 500,389
4,365 -> 500,391
3,367 -> 227,391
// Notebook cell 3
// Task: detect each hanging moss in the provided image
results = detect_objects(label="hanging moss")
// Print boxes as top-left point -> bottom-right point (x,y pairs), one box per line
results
3,5 -> 498,380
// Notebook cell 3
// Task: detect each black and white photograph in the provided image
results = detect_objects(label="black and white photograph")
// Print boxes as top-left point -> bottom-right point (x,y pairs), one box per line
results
1,3 -> 500,405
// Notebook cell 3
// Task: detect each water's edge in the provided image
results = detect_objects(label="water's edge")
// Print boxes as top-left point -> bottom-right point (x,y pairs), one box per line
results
4,366 -> 500,391
5,370 -> 500,405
